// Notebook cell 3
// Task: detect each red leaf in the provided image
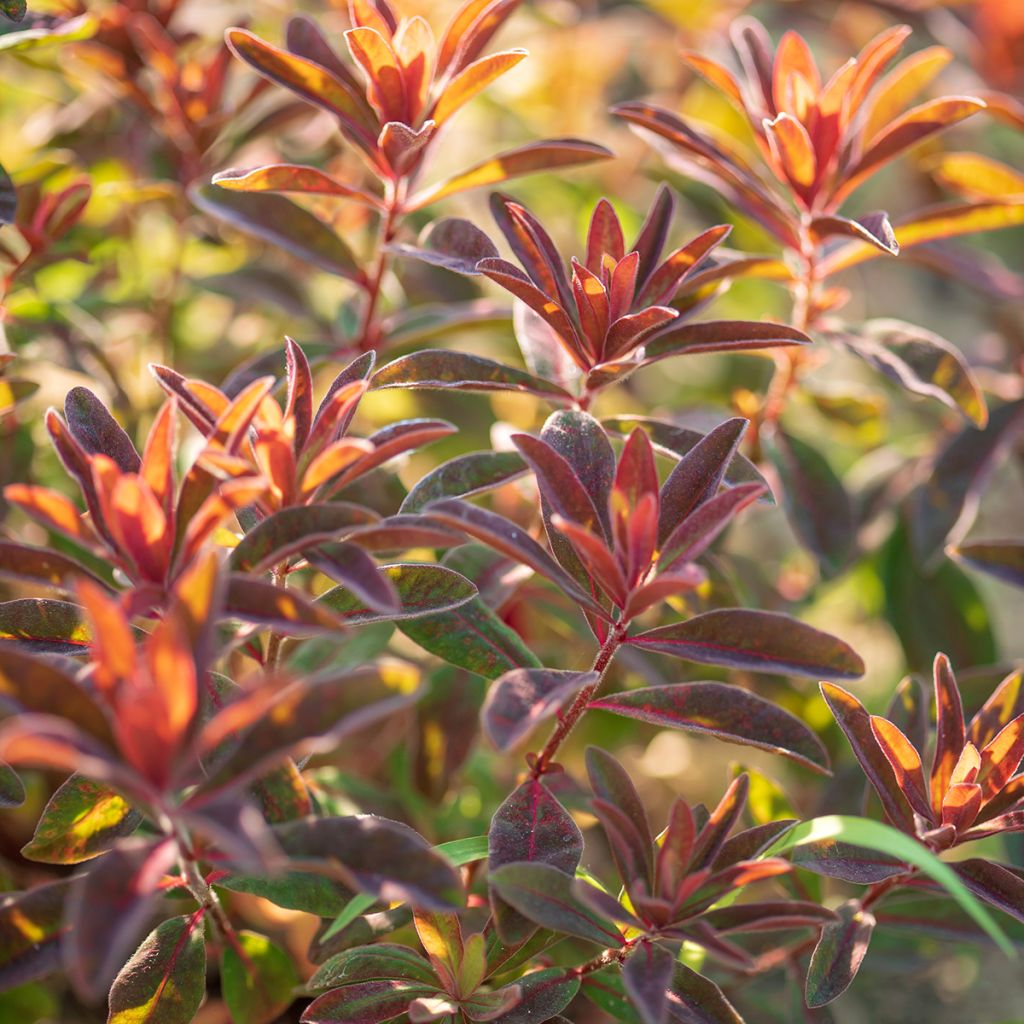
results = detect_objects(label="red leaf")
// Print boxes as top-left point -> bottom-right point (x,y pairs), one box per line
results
482,669 -> 596,752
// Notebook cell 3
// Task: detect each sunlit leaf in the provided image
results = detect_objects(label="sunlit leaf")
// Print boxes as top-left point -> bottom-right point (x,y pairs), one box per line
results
192,185 -> 363,282
221,930 -> 299,1024
319,563 -> 477,623
805,900 -> 876,1008
406,139 -> 612,210
590,682 -> 830,773
629,609 -> 864,679
108,915 -> 206,1024
22,775 -> 141,864
482,669 -> 595,751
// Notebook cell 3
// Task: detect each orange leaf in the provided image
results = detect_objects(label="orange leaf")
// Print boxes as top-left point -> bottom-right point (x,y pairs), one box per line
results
431,49 -> 526,126
862,46 -> 953,143
212,164 -> 383,208
870,716 -> 932,820
346,26 -> 407,124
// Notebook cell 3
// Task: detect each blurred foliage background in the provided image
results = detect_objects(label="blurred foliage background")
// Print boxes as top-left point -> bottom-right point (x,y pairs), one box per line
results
0,0 -> 1022,1020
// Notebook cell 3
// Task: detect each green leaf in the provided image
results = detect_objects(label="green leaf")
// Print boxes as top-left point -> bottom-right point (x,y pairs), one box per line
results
397,596 -> 541,680
762,815 -> 1015,956
491,967 -> 579,1024
371,350 -> 573,402
308,944 -> 438,992
401,451 -> 528,513
192,185 -> 362,281
0,598 -> 91,656
767,430 -> 854,577
22,775 -> 141,864
319,563 -> 477,624
108,915 -> 206,1024
0,13 -> 96,51
303,979 -> 440,1023
221,931 -> 299,1024
217,870 -> 352,918
0,761 -> 23,808
435,835 -> 489,866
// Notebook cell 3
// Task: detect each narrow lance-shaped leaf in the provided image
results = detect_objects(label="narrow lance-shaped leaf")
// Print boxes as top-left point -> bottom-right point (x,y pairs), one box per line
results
0,880 -> 70,990
318,563 -> 477,623
805,900 -> 876,1008
401,451 -> 527,513
622,942 -> 675,1024
590,682 -> 830,773
405,139 -> 613,210
950,541 -> 1024,589
836,319 -> 987,428
192,185 -> 363,282
372,350 -> 573,402
629,609 -> 864,679
906,398 -> 1024,566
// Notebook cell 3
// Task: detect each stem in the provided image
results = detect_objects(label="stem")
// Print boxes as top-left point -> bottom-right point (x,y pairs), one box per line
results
356,184 -> 404,352
531,620 -> 628,777
169,819 -> 236,946
758,213 -> 819,433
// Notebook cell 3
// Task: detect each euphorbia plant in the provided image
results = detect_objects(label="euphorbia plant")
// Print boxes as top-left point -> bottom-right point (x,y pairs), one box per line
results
1,1 -> 1023,1023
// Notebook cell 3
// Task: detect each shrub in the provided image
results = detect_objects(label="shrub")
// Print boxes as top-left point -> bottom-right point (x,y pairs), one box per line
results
0,1 -> 1022,1021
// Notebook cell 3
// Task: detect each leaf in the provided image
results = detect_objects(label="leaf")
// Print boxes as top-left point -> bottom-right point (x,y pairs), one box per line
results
489,779 -> 583,944
482,669 -> 596,751
0,646 -> 113,744
308,543 -> 400,614
805,900 -> 876,1008
0,0 -> 26,25
879,523 -> 995,671
587,747 -> 654,886
836,96 -> 986,203
194,665 -> 419,794
951,858 -> 1024,924
791,839 -> 907,883
602,417 -> 771,500
397,597 -> 540,680
0,541 -> 107,593
590,682 -> 830,773
108,914 -> 206,1024
637,321 -> 809,367
380,300 -> 510,349
906,398 -> 1024,565
221,930 -> 299,1024
837,319 -> 987,427
0,13 -> 96,52
308,944 -> 438,992
22,775 -> 141,864
820,200 -> 1024,276
491,968 -> 579,1024
950,541 -> 1024,588
0,880 -> 69,990
628,609 -> 864,679
218,870 -> 352,918
423,500 -> 608,617
275,815 -> 463,910
810,212 -> 899,255
432,48 -> 528,125
303,979 -> 441,1024
212,164 -> 382,208
0,598 -> 91,655
390,217 -> 499,273
0,761 -> 22,808
767,430 -> 854,577
63,838 -> 179,1002
192,185 -> 362,281
622,942 -> 675,1024
371,350 -> 572,402
489,864 -> 623,946
406,139 -> 612,210
63,387 -> 140,473
762,816 -> 1014,955
225,575 -> 348,634
229,503 -> 379,573
666,963 -> 742,1024
931,152 -> 1024,201
401,451 -> 527,513
0,161 -> 15,223
319,563 -> 477,623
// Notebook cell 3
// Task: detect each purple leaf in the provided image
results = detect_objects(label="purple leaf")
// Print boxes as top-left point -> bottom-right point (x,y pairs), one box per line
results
622,941 -> 675,1024
483,669 -> 596,751
63,836 -> 178,1002
587,746 -> 655,885
629,610 -> 864,679
390,217 -> 499,273
805,899 -> 876,1008
488,779 -> 583,944
64,387 -> 140,473
0,880 -> 70,990
318,563 -> 477,623
589,682 -> 830,773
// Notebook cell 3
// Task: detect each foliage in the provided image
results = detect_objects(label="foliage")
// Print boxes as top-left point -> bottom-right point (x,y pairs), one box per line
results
0,1 -> 1022,1022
